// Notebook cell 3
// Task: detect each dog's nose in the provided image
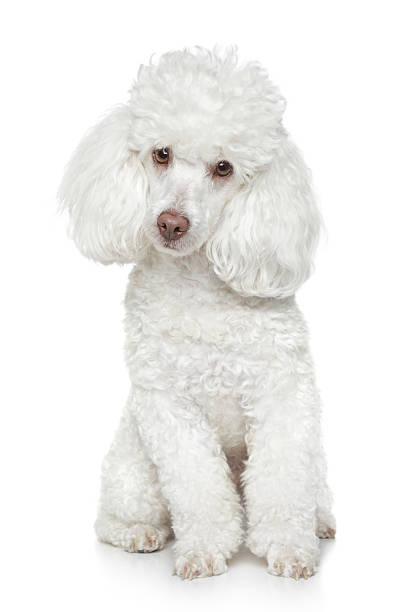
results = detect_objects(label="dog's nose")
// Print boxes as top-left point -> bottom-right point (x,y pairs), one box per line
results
157,210 -> 189,241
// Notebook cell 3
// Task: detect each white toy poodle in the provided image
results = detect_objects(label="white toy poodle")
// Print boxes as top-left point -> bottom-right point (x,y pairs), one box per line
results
59,47 -> 335,581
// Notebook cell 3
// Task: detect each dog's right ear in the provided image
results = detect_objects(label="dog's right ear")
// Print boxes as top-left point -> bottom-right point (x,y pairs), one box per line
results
58,105 -> 148,264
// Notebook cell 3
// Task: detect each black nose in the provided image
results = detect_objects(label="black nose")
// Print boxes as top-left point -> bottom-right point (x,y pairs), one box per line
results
157,210 -> 189,241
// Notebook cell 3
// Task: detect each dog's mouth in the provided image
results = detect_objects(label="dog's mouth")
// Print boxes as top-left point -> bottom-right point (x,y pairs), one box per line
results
162,239 -> 182,250
150,227 -> 209,258
150,231 -> 193,256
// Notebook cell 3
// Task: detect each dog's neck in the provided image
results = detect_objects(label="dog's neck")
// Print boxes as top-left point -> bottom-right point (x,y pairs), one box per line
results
130,245 -> 237,305
133,247 -> 290,311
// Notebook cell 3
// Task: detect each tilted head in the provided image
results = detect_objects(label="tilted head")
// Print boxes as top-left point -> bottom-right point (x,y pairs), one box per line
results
59,47 -> 320,298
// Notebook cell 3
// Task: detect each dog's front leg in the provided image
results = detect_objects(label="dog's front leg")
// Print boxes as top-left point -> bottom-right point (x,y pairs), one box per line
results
244,370 -> 321,579
134,388 -> 243,580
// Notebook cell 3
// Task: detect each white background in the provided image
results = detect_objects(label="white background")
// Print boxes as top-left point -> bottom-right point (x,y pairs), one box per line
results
1,1 -> 407,610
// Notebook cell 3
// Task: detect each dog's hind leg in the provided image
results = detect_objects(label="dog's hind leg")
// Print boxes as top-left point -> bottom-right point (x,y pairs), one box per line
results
94,390 -> 170,552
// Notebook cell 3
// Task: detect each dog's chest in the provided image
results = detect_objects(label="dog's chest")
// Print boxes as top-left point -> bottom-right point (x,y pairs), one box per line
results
124,258 -> 306,398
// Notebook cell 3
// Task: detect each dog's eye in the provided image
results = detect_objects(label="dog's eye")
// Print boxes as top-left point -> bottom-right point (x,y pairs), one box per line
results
214,160 -> 233,177
153,147 -> 171,165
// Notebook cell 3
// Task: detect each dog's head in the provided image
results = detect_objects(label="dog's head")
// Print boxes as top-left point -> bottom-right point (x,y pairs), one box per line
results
59,48 -> 320,298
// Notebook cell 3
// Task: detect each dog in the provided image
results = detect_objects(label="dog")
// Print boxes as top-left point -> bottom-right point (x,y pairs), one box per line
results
59,47 -> 335,580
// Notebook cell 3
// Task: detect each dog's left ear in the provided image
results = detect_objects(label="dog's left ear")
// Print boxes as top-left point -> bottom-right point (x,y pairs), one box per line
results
207,135 -> 321,298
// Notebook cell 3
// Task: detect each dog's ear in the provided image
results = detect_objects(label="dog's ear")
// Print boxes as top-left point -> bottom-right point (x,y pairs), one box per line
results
58,105 -> 148,263
207,136 -> 321,298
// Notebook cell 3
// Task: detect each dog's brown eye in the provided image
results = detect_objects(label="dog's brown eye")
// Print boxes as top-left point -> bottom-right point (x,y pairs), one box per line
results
154,147 -> 171,165
215,160 -> 233,177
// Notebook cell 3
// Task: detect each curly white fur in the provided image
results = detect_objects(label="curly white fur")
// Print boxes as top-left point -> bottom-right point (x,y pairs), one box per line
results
59,47 -> 335,580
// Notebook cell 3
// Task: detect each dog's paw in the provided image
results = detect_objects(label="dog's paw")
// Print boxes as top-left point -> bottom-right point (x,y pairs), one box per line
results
316,522 -> 336,539
268,555 -> 317,580
120,523 -> 169,553
174,553 -> 227,580
267,545 -> 318,580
